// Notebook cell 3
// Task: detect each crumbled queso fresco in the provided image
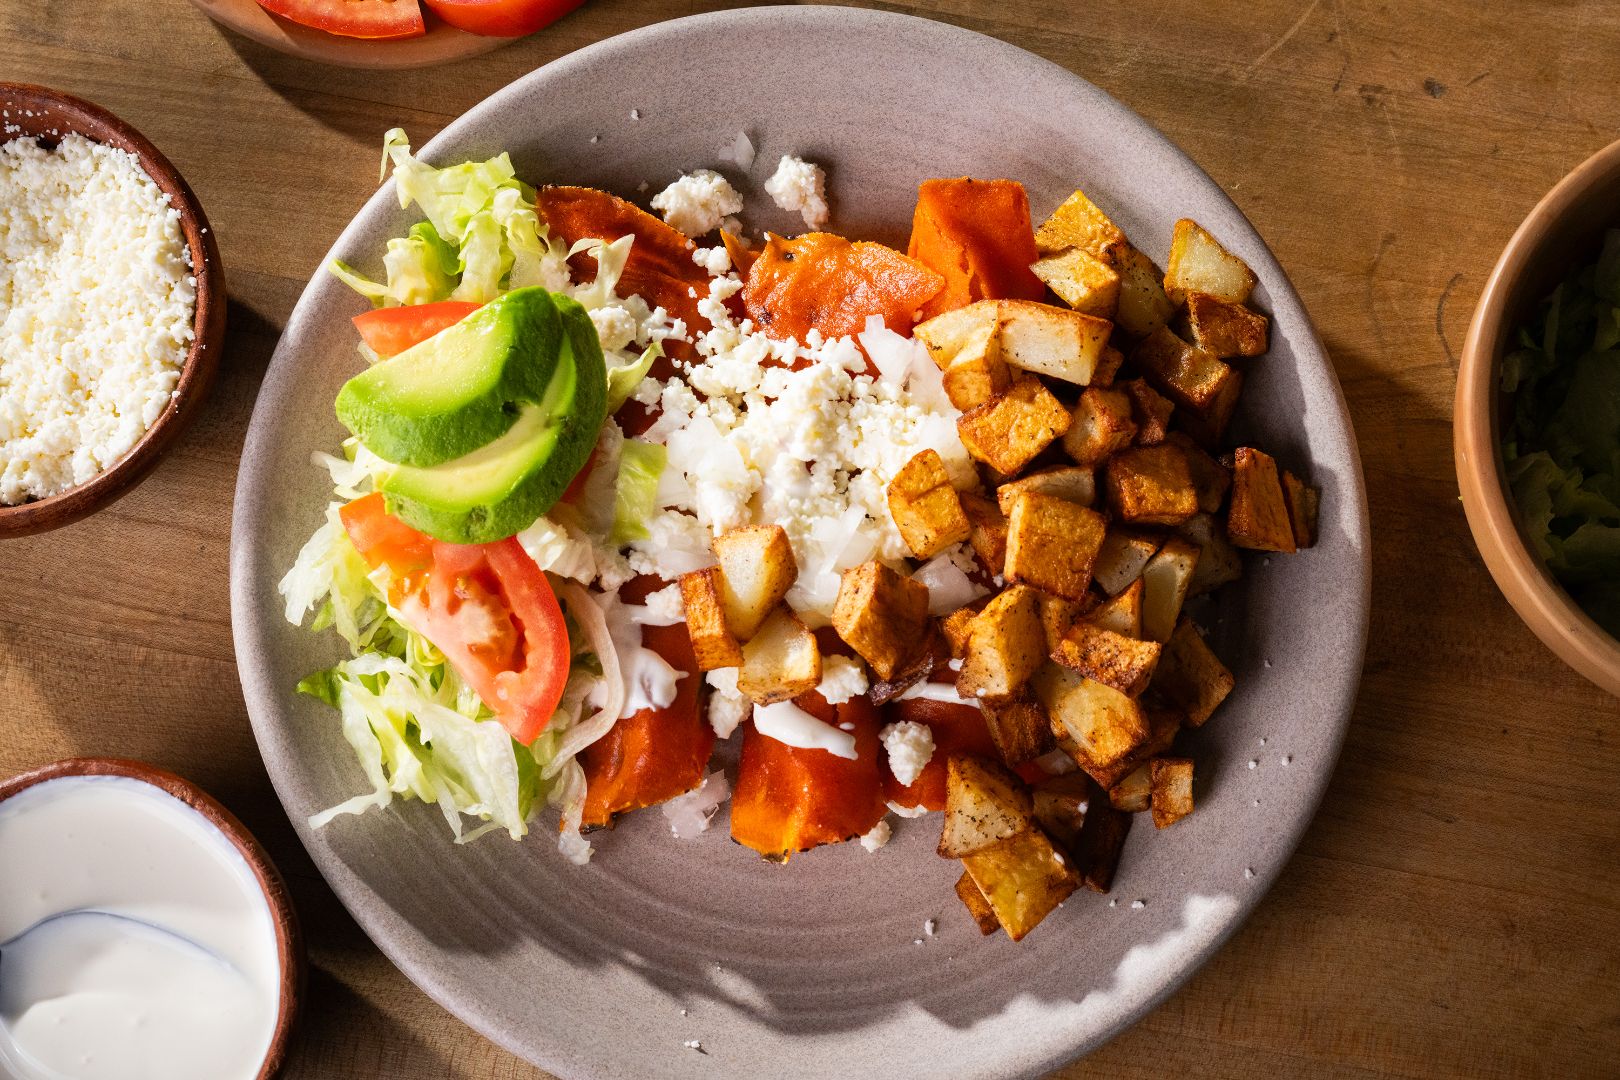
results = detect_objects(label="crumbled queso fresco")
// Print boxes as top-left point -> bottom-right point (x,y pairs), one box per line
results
0,133 -> 195,503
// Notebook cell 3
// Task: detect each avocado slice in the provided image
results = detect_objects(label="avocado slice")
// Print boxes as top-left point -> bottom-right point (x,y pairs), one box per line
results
377,294 -> 607,544
336,287 -> 563,468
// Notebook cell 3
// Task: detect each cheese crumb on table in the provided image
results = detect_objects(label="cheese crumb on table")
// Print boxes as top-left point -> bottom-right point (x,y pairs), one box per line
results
764,155 -> 829,230
650,169 -> 743,237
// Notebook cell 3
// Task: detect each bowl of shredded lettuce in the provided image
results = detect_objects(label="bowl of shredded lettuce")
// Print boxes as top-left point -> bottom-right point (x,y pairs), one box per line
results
1458,137 -> 1620,697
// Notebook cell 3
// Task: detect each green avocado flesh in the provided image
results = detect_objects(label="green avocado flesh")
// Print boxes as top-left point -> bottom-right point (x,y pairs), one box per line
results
377,294 -> 607,544
336,287 -> 563,468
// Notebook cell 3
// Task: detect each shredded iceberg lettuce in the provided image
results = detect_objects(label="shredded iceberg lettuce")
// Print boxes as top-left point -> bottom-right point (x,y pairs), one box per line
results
606,340 -> 662,414
611,440 -> 667,544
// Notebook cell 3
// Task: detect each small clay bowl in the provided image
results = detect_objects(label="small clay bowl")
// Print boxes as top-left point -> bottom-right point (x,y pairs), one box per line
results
1456,136 -> 1620,698
0,757 -> 302,1079
0,83 -> 226,537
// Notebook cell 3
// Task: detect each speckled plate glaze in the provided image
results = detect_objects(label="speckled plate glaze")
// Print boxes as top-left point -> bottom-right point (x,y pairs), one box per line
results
230,9 -> 1370,1078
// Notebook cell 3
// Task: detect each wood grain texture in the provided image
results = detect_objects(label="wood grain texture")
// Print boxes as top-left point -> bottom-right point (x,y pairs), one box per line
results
1,0 -> 1617,1076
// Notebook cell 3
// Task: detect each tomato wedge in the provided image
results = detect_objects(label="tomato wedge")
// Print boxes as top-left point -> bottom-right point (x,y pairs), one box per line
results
731,692 -> 887,860
352,300 -> 481,360
741,231 -> 945,343
255,0 -> 425,39
339,494 -> 569,745
882,688 -> 998,812
421,0 -> 582,36
907,177 -> 1046,320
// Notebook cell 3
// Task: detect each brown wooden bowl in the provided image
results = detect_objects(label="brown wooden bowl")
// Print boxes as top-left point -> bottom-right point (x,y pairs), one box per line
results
0,757 -> 302,1078
1455,136 -> 1620,698
0,83 -> 226,537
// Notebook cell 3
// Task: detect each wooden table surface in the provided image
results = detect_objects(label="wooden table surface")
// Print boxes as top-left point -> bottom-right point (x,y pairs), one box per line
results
3,0 -> 1618,1076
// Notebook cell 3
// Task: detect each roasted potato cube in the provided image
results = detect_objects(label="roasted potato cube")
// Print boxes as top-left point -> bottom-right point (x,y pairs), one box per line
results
960,492 -> 1009,575
1037,590 -> 1092,655
888,449 -> 972,559
1131,326 -> 1242,439
1118,378 -> 1174,446
1105,444 -> 1199,526
1034,188 -> 1127,262
1154,617 -> 1234,727
939,754 -> 1034,858
996,300 -> 1110,386
980,690 -> 1055,766
1176,512 -> 1243,596
737,606 -> 821,705
1052,621 -> 1161,697
940,331 -> 1013,410
1150,757 -> 1194,828
956,376 -> 1072,475
961,826 -> 1080,941
1004,492 -> 1107,601
1076,706 -> 1182,790
995,465 -> 1096,515
1164,432 -> 1231,514
866,626 -> 948,706
1031,247 -> 1121,319
1085,578 -> 1143,638
1032,771 -> 1091,853
1164,219 -> 1257,306
712,525 -> 798,641
1281,469 -> 1319,548
831,561 -> 930,679
1075,790 -> 1132,892
1114,245 -> 1175,338
1186,292 -> 1269,358
915,302 -> 1011,410
955,871 -> 1002,935
678,567 -> 743,670
914,300 -> 1002,362
1140,537 -> 1200,643
1092,531 -> 1161,596
1032,663 -> 1149,770
1062,386 -> 1137,467
941,601 -> 988,658
1108,762 -> 1152,812
1091,343 -> 1126,387
1227,447 -> 1297,553
957,584 -> 1046,699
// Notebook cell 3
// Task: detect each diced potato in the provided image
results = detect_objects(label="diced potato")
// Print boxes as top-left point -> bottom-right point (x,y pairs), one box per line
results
1078,706 -> 1183,790
941,601 -> 988,658
1031,247 -> 1121,319
940,320 -> 1012,410
955,871 -> 1002,935
914,300 -> 1002,362
737,606 -> 821,705
939,754 -> 1034,858
1036,590 -> 1092,654
1131,326 -> 1242,439
979,690 -> 1054,766
1114,245 -> 1175,338
888,449 -> 972,559
1062,387 -> 1137,467
1108,762 -> 1152,812
1150,757 -> 1194,828
1104,443 -> 1199,526
1118,378 -> 1174,446
960,492 -> 1009,575
996,299 -> 1110,386
1164,219 -> 1257,306
1091,531 -> 1161,596
1085,578 -> 1143,638
995,465 -> 1096,515
712,525 -> 798,641
1186,292 -> 1268,358
1075,792 -> 1132,893
956,376 -> 1072,476
961,826 -> 1080,941
1140,537 -> 1200,643
1227,447 -> 1297,553
1176,512 -> 1243,596
1032,663 -> 1148,769
1165,431 -> 1231,513
866,625 -> 948,706
678,567 -> 742,670
1034,188 -> 1127,263
1153,618 -> 1234,727
1032,771 -> 1090,853
1051,621 -> 1161,698
957,584 -> 1046,699
831,561 -> 930,679
1281,469 -> 1319,549
1004,491 -> 1108,601
1091,343 -> 1126,387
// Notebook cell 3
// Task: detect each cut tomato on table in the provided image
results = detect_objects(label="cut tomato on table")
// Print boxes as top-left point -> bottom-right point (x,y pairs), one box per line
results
339,493 -> 569,745
254,0 -> 426,39
352,300 -> 481,360
741,231 -> 944,342
421,0 -> 583,36
908,177 -> 1046,320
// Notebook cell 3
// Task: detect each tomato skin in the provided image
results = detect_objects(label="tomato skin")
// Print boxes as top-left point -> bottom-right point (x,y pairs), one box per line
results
352,300 -> 480,359
255,0 -> 426,39
731,692 -> 888,859
882,690 -> 998,812
421,0 -> 582,36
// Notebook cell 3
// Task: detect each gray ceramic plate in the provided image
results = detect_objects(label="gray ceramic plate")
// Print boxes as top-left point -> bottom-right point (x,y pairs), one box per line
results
230,8 -> 1370,1078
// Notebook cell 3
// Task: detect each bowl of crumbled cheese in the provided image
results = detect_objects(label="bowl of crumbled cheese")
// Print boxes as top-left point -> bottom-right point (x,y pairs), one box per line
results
0,83 -> 224,536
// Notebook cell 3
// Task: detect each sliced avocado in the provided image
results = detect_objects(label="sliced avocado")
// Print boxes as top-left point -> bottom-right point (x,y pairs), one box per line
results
378,293 -> 607,544
336,287 -> 562,468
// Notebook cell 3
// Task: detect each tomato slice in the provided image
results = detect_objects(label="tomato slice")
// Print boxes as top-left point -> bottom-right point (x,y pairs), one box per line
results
420,0 -> 582,36
352,300 -> 481,360
731,692 -> 888,860
340,494 -> 569,745
255,0 -> 425,39
882,688 -> 998,812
